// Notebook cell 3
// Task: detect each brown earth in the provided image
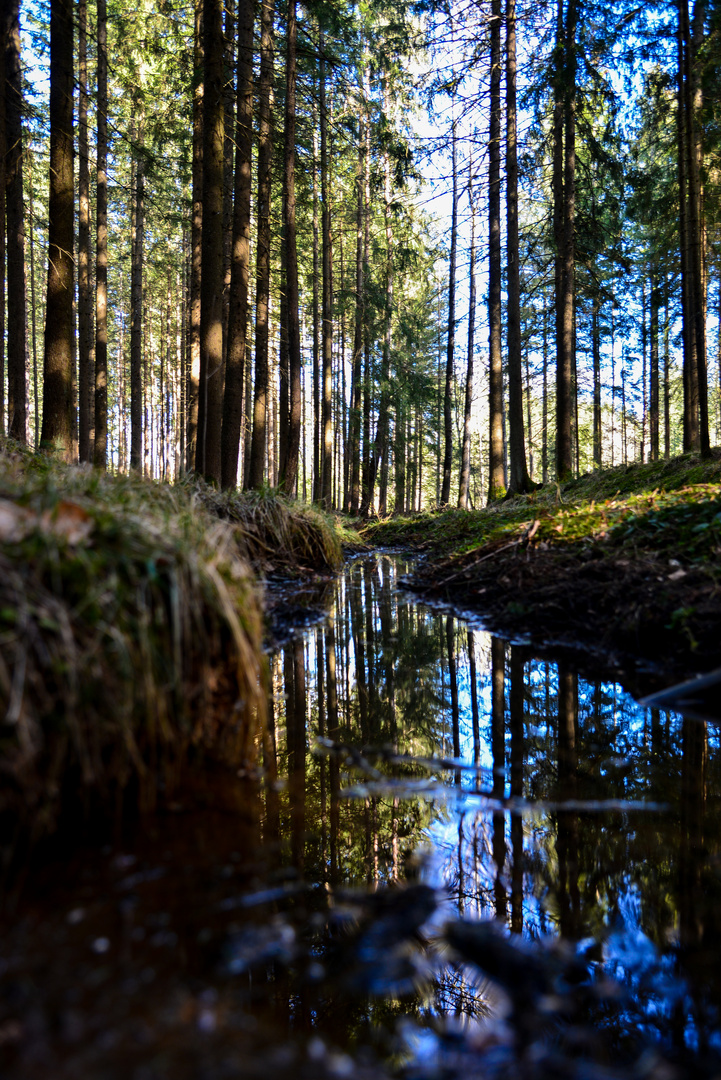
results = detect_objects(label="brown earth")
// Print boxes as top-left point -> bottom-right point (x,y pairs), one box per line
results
402,543 -> 721,698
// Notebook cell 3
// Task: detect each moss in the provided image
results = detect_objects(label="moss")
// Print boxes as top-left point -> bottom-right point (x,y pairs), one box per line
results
0,445 -> 268,840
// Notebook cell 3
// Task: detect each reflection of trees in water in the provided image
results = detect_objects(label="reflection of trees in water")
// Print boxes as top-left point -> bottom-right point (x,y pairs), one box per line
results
263,555 -> 721,1054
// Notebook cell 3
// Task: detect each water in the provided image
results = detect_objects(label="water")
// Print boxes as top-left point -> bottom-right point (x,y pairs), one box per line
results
1,553 -> 719,1078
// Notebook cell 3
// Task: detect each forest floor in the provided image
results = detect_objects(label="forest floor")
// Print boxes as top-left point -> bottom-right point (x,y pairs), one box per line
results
361,450 -> 721,695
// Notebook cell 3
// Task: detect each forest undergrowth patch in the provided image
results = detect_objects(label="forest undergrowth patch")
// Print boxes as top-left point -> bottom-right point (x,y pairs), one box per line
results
363,450 -> 721,685
0,446 -> 348,857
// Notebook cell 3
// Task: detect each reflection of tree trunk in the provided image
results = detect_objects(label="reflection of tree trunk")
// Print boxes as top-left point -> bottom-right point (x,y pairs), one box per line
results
364,562 -> 377,727
446,617 -> 460,785
351,566 -> 368,739
325,618 -> 339,884
316,629 -> 327,872
468,630 -> 480,770
509,647 -> 524,933
264,654 -> 280,844
283,644 -> 306,870
491,638 -> 506,919
556,667 -> 580,939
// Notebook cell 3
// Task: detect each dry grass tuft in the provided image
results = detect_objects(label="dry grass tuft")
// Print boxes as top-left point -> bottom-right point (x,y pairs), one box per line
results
196,483 -> 343,575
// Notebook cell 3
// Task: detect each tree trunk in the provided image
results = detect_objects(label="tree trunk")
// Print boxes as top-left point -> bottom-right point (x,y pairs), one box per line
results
195,0 -> 225,482
130,116 -> 145,470
649,266 -> 660,461
442,112 -> 458,505
592,295 -> 601,467
248,0 -> 274,488
458,156 -> 476,510
677,0 -> 699,451
221,0 -> 254,489
0,21 -> 5,438
4,0 -> 26,442
311,88 -> 321,502
373,97 -> 394,517
320,33 -> 333,508
690,0 -> 709,456
41,0 -> 74,457
4,0 -> 26,443
487,0 -> 504,500
187,0 -> 203,470
279,0 -> 301,494
348,98 -> 365,515
94,0 -> 108,468
77,0 -> 92,459
556,0 -> 575,481
505,0 -> 531,494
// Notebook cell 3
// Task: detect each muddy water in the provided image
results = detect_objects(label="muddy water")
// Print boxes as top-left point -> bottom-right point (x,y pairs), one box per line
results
1,553 -> 720,1079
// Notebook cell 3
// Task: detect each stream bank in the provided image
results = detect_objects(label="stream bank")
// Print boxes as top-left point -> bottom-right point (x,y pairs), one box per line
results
362,451 -> 721,692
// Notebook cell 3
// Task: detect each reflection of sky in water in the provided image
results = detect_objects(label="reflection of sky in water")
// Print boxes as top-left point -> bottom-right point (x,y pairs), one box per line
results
271,554 -> 721,1064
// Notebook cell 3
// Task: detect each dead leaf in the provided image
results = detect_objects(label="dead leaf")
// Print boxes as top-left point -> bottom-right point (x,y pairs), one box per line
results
39,501 -> 94,544
668,569 -> 687,581
0,499 -> 35,542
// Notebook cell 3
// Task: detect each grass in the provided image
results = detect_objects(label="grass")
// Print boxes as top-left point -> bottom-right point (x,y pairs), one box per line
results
0,445 -> 275,846
362,450 -> 721,570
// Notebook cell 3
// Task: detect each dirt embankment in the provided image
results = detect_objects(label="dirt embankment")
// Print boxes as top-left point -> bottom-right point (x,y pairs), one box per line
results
364,452 -> 721,692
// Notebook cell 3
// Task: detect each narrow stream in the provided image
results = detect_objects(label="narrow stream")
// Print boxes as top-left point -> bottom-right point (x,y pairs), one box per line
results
1,553 -> 719,1079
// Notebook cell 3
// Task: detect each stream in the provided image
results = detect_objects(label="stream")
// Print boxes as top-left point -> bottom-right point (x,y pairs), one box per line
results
1,552 -> 720,1079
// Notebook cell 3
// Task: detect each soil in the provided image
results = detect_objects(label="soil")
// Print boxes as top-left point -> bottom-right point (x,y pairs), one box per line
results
401,542 -> 721,699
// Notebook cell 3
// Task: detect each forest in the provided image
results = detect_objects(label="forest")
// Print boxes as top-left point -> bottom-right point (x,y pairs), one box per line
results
0,0 -> 718,508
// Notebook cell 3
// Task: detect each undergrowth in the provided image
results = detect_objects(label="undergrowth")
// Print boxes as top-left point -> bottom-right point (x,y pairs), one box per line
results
0,446 -> 270,844
362,450 -> 721,568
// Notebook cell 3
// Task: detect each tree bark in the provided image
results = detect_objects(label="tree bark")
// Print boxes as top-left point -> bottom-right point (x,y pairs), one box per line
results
320,33 -> 333,508
590,295 -> 601,467
94,0 -> 108,468
458,156 -> 476,510
130,116 -> 145,470
279,0 -> 301,493
41,0 -> 74,457
505,0 -> 532,494
348,90 -> 365,515
649,267 -> 660,461
442,112 -> 458,505
196,0 -> 225,482
221,0 -> 254,489
187,0 -> 203,470
487,0 -> 504,500
556,0 -> 575,481
4,0 -> 26,443
77,0 -> 92,459
248,0 -> 274,488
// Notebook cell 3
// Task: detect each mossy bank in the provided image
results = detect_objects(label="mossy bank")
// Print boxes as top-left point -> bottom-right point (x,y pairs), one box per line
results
362,451 -> 721,688
0,445 -> 342,855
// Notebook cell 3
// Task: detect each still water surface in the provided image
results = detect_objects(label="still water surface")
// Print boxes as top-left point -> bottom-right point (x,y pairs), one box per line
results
1,553 -> 719,1078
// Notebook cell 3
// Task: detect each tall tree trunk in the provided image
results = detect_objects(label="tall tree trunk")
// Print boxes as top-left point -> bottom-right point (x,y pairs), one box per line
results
221,0 -> 254,489
248,0 -> 274,488
374,93 -> 394,517
505,0 -> 531,494
187,0 -> 203,470
458,156 -> 476,510
196,0 -> 225,482
0,20 -> 5,438
442,113 -> 458,505
41,0 -> 74,457
556,0 -> 575,481
649,266 -> 660,461
311,89 -> 321,502
130,115 -> 145,470
487,0 -> 504,500
320,33 -> 333,508
77,0 -> 92,459
348,98 -> 365,515
359,93 -> 372,517
279,0 -> 301,493
690,0 -> 709,456
592,295 -> 601,467
677,0 -> 699,451
4,0 -> 26,443
94,0 -> 108,468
